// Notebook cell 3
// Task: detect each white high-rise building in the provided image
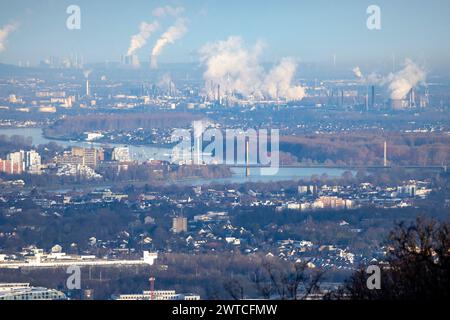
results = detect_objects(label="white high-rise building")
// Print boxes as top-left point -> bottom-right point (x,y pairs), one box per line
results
6,150 -> 41,174
25,150 -> 41,173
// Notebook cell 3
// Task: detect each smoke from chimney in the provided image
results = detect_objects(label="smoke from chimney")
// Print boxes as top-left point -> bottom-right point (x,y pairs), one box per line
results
127,21 -> 159,56
150,18 -> 188,69
83,69 -> 92,78
0,22 -> 19,52
152,6 -> 184,18
199,36 -> 305,102
353,59 -> 426,102
387,59 -> 426,100
264,57 -> 305,101
352,66 -> 363,79
124,6 -> 184,68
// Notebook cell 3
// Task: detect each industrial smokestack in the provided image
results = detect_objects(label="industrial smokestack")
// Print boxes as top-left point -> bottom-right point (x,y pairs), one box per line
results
365,93 -> 369,112
371,85 -> 375,110
86,79 -> 90,97
83,69 -> 92,97
217,84 -> 220,105
409,88 -> 416,108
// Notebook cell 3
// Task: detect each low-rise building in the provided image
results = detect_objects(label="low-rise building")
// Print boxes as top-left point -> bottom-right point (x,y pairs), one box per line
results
113,290 -> 200,301
0,283 -> 66,300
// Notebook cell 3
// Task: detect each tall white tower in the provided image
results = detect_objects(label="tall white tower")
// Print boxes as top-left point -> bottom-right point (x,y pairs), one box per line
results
86,79 -> 90,97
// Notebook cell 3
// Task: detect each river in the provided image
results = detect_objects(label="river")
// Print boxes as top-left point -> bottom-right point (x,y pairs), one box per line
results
0,127 -> 350,184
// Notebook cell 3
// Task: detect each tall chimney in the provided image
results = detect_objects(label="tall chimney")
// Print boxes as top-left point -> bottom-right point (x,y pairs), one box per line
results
245,139 -> 250,177
371,85 -> 375,110
86,79 -> 90,97
365,93 -> 369,112
217,84 -> 221,105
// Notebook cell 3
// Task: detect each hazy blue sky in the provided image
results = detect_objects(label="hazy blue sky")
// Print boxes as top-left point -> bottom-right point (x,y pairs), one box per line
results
0,0 -> 449,71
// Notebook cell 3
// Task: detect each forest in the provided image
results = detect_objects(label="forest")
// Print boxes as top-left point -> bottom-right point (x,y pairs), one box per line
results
43,112 -> 205,140
280,132 -> 450,166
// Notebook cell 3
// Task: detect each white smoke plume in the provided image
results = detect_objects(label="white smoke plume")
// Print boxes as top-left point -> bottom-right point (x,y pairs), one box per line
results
151,18 -> 188,69
127,21 -> 159,56
352,66 -> 363,79
200,36 -> 264,98
158,73 -> 177,94
352,67 -> 382,86
199,36 -> 305,101
83,69 -> 92,78
0,22 -> 19,53
125,5 -> 184,65
263,58 -> 305,100
386,59 -> 426,100
366,72 -> 383,85
152,6 -> 184,18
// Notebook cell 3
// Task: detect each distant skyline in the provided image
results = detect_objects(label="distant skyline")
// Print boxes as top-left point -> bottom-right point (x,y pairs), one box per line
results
0,0 -> 450,72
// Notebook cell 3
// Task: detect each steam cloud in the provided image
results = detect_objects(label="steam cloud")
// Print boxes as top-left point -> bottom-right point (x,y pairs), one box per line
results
151,18 -> 188,69
352,66 -> 363,79
127,21 -> 159,56
263,58 -> 306,101
353,59 -> 426,100
352,66 -> 381,84
83,69 -> 92,78
199,36 -> 305,101
0,22 -> 19,52
152,6 -> 184,18
125,6 -> 185,68
386,59 -> 426,100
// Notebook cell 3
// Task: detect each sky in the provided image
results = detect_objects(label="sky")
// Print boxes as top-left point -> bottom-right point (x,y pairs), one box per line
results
0,0 -> 449,72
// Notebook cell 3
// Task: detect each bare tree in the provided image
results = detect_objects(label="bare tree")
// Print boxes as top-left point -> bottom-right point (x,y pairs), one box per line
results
251,266 -> 272,299
251,256 -> 324,300
341,217 -> 450,300
223,279 -> 244,300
